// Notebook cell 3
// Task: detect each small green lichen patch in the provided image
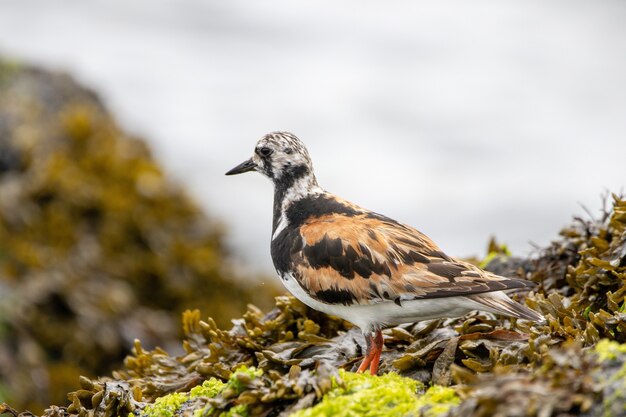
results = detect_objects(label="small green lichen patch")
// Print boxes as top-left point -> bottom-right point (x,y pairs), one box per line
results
219,404 -> 249,417
479,238 -> 511,269
595,339 -> 626,362
190,378 -> 227,398
140,367 -> 262,417
414,385 -> 460,417
142,392 -> 189,417
589,340 -> 626,417
227,366 -> 263,396
289,370 -> 458,417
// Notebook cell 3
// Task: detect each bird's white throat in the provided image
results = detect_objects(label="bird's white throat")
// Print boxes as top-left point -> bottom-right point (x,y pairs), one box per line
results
272,173 -> 323,239
279,174 -> 323,212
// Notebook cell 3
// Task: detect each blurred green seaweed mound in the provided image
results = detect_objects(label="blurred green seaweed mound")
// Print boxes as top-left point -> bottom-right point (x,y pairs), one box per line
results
1,194 -> 623,417
0,58 -> 274,412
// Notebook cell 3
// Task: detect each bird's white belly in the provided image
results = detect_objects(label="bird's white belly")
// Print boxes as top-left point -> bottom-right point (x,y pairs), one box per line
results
280,272 -> 486,332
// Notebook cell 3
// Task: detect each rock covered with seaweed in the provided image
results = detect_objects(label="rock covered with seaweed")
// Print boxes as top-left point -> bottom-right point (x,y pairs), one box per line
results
0,58 -> 277,412
1,191 -> 624,417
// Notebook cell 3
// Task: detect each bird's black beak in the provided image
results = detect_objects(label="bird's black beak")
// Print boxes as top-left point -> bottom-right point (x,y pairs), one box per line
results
225,158 -> 257,175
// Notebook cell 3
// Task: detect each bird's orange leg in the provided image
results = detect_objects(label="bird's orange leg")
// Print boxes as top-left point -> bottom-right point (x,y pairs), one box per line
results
368,330 -> 384,375
356,332 -> 374,373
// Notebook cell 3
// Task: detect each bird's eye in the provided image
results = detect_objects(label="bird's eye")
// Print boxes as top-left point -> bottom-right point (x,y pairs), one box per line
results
258,147 -> 272,157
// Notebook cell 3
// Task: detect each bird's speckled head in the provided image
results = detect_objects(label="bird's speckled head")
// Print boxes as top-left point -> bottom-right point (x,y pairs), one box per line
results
226,132 -> 316,184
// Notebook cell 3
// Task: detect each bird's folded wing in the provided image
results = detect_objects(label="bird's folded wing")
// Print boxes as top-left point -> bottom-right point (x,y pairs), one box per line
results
292,212 -> 534,306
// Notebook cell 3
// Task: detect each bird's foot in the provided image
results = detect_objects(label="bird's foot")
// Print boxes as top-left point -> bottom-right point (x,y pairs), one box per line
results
356,329 -> 384,375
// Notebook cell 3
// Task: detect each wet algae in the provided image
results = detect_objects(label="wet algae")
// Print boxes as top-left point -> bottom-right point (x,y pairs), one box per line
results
2,58 -> 626,417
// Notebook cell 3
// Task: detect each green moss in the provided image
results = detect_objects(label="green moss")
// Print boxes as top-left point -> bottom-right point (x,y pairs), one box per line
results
415,385 -> 461,417
142,392 -> 189,417
290,370 -> 458,417
220,404 -> 249,417
193,404 -> 249,417
479,239 -> 511,269
142,367 -> 261,417
228,366 -> 263,395
595,339 -> 626,362
591,340 -> 626,416
190,378 -> 227,398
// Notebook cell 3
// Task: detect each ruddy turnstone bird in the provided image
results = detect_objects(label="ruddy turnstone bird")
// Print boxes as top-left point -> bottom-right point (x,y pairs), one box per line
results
226,132 -> 544,375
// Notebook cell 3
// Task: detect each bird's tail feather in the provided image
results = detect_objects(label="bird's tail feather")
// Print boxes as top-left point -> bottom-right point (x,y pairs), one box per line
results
468,291 -> 545,323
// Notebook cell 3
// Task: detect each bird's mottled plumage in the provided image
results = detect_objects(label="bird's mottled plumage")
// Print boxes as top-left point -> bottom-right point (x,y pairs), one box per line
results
226,131 -> 544,374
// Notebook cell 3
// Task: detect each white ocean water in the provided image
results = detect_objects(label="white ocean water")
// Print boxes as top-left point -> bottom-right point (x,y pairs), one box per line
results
0,0 -> 625,275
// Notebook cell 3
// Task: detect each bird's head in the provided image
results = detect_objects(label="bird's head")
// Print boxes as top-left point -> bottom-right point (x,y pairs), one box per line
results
226,132 -> 317,187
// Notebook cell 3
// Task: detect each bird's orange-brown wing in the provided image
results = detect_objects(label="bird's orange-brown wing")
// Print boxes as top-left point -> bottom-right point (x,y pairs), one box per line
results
291,208 -> 533,306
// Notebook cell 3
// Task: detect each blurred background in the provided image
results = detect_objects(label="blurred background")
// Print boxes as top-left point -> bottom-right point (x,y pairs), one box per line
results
2,0 -> 626,271
0,0 -> 625,412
